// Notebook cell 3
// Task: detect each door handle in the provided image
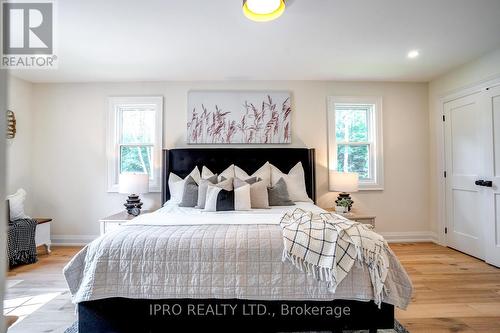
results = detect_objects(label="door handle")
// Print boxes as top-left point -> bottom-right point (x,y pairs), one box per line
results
475,180 -> 493,187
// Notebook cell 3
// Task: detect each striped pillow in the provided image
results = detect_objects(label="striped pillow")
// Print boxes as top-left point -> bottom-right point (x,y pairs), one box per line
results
204,178 -> 234,212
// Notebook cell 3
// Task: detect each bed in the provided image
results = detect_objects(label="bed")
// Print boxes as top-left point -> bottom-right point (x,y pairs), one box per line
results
64,148 -> 412,332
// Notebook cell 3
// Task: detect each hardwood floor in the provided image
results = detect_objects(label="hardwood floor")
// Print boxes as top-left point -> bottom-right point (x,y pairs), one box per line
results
4,243 -> 500,332
391,243 -> 500,332
5,247 -> 81,333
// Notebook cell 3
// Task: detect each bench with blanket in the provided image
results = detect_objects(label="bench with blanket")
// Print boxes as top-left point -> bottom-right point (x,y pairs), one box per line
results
6,199 -> 38,267
7,218 -> 38,267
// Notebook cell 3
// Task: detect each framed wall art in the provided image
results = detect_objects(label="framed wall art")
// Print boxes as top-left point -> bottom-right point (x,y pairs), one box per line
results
187,91 -> 292,144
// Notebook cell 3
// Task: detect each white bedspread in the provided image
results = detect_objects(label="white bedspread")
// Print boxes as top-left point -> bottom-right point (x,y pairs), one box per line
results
63,202 -> 412,309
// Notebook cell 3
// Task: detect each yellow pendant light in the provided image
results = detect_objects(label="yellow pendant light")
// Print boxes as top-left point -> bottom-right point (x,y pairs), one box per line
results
242,0 -> 286,22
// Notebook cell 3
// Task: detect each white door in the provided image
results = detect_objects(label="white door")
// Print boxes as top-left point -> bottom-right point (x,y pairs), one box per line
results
483,85 -> 500,267
444,92 -> 486,259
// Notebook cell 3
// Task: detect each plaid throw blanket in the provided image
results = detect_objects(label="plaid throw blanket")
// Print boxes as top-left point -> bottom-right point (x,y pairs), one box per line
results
280,209 -> 389,306
7,218 -> 38,267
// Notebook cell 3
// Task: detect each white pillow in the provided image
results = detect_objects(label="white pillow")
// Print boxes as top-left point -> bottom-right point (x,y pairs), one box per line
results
168,167 -> 201,204
7,188 -> 29,221
203,185 -> 222,212
233,178 -> 252,211
235,162 -> 271,186
270,162 -> 311,202
202,165 -> 235,180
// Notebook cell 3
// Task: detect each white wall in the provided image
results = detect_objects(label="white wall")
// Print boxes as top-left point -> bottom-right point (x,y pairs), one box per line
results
26,80 -> 429,242
6,76 -> 33,215
428,47 -> 500,238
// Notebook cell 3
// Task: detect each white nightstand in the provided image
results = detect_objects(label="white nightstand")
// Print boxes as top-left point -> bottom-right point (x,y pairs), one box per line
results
99,210 -> 151,236
34,218 -> 52,254
325,208 -> 376,228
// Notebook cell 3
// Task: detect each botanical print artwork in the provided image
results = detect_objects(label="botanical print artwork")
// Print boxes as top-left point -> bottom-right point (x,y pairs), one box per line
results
187,91 -> 292,144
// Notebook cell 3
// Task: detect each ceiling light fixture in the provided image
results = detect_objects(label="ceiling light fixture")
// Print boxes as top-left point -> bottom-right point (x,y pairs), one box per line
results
407,50 -> 420,59
243,0 -> 286,22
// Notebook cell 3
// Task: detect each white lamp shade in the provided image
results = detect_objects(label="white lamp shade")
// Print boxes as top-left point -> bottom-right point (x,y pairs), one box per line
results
119,173 -> 149,194
329,171 -> 359,193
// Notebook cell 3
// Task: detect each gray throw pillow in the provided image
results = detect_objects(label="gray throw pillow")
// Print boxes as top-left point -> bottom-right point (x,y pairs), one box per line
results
196,175 -> 219,209
179,176 -> 199,207
267,177 -> 295,206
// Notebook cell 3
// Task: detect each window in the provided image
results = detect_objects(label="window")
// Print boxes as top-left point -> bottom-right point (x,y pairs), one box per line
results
107,96 -> 163,192
328,96 -> 383,190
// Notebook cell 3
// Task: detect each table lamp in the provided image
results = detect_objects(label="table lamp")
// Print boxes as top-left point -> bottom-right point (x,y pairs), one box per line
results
119,173 -> 149,216
329,171 -> 359,212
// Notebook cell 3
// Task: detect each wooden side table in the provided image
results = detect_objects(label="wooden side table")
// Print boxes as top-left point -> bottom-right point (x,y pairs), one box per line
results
325,208 -> 376,228
99,211 -> 151,236
34,218 -> 52,254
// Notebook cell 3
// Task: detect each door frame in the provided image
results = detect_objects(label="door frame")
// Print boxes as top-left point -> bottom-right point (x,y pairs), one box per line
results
436,75 -> 500,246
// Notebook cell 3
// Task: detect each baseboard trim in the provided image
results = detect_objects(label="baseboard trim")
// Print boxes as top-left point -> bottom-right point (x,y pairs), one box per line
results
379,231 -> 438,243
51,234 -> 98,246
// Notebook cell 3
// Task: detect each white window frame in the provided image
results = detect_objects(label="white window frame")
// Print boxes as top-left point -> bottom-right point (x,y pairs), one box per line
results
107,96 -> 163,193
327,96 -> 384,190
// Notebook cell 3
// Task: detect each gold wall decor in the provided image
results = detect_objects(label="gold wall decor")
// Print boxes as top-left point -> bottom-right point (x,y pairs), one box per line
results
7,110 -> 16,139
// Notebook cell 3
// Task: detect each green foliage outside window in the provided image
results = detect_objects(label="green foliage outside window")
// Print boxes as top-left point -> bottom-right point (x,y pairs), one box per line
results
119,108 -> 155,178
335,106 -> 371,179
120,146 -> 152,176
335,108 -> 368,142
337,145 -> 369,178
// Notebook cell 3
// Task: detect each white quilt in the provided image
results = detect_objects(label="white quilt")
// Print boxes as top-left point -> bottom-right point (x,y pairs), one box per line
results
63,202 -> 412,309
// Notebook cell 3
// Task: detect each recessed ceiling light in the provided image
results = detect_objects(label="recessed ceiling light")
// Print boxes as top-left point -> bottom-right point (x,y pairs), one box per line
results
243,0 -> 286,22
407,50 -> 420,59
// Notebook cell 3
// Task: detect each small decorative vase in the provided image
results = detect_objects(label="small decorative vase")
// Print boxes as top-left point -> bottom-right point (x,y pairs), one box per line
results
335,206 -> 346,214
335,192 -> 354,211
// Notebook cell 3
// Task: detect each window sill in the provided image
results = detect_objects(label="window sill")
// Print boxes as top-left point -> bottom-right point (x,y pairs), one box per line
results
358,185 -> 384,191
107,184 -> 161,193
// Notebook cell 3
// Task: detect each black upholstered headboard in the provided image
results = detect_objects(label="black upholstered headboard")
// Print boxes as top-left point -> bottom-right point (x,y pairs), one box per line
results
161,148 -> 316,205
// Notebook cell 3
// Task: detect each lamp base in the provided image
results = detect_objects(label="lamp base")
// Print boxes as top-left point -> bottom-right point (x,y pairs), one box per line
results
124,194 -> 143,216
335,192 -> 354,211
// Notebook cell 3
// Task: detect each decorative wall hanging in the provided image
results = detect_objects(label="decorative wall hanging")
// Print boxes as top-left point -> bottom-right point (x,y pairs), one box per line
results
7,110 -> 16,139
187,91 -> 292,144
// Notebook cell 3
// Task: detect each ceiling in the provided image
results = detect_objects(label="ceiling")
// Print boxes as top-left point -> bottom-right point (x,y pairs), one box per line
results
11,0 -> 500,83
